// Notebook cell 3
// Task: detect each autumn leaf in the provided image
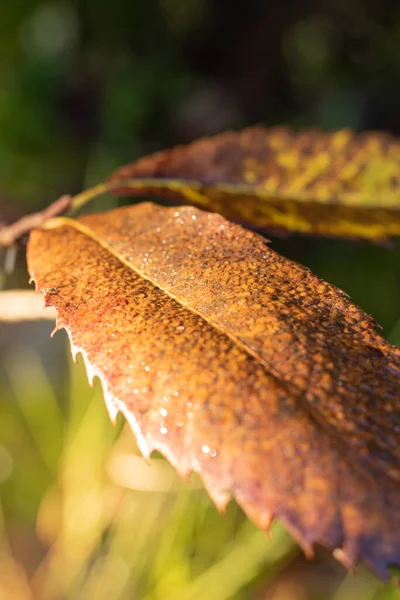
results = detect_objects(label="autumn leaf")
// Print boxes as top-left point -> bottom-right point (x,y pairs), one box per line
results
27,203 -> 400,579
108,126 -> 400,242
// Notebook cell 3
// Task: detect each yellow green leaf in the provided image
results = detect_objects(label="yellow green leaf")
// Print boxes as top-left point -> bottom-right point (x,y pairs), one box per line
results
108,126 -> 400,242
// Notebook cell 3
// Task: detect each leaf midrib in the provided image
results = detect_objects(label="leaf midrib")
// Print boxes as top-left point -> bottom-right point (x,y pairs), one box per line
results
41,215 -> 388,501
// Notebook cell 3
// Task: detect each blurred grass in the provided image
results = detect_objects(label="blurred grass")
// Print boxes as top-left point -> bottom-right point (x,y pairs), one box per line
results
0,345 -> 302,599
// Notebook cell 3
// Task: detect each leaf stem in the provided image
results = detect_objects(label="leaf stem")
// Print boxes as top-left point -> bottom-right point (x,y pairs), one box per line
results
67,181 -> 117,214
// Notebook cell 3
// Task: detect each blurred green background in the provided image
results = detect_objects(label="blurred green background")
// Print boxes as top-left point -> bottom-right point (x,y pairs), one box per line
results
0,1 -> 399,598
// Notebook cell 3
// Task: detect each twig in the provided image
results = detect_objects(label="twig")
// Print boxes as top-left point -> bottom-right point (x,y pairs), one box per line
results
0,177 -> 166,248
0,290 -> 57,322
0,195 -> 72,248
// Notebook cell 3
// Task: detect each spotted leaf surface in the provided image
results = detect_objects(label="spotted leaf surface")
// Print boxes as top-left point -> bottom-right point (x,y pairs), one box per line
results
109,126 -> 400,242
27,203 -> 400,579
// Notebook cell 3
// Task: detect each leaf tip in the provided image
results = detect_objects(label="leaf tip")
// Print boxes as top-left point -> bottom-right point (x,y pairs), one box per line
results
50,321 -> 63,338
204,484 -> 231,513
115,402 -> 152,459
102,390 -> 120,424
70,342 -> 79,363
332,547 -> 357,572
302,542 -> 315,561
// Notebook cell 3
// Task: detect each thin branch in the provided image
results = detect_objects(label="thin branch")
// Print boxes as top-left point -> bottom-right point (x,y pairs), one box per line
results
0,195 -> 72,248
0,177 -> 172,247
0,290 -> 57,322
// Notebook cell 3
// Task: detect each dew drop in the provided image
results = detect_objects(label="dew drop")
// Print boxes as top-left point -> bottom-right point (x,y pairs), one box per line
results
176,325 -> 185,333
159,407 -> 168,417
201,445 -> 210,454
144,365 -> 150,372
191,215 -> 197,220
160,426 -> 168,435
191,458 -> 199,468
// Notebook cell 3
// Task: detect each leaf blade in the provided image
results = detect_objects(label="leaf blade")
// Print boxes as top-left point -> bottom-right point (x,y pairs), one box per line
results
27,204 -> 400,578
109,127 -> 400,242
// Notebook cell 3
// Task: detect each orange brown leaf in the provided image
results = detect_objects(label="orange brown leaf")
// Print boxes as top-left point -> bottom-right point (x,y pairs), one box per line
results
27,203 -> 400,579
109,126 -> 400,242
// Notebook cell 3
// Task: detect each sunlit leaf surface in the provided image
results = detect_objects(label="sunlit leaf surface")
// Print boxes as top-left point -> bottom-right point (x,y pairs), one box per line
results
27,203 -> 400,579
